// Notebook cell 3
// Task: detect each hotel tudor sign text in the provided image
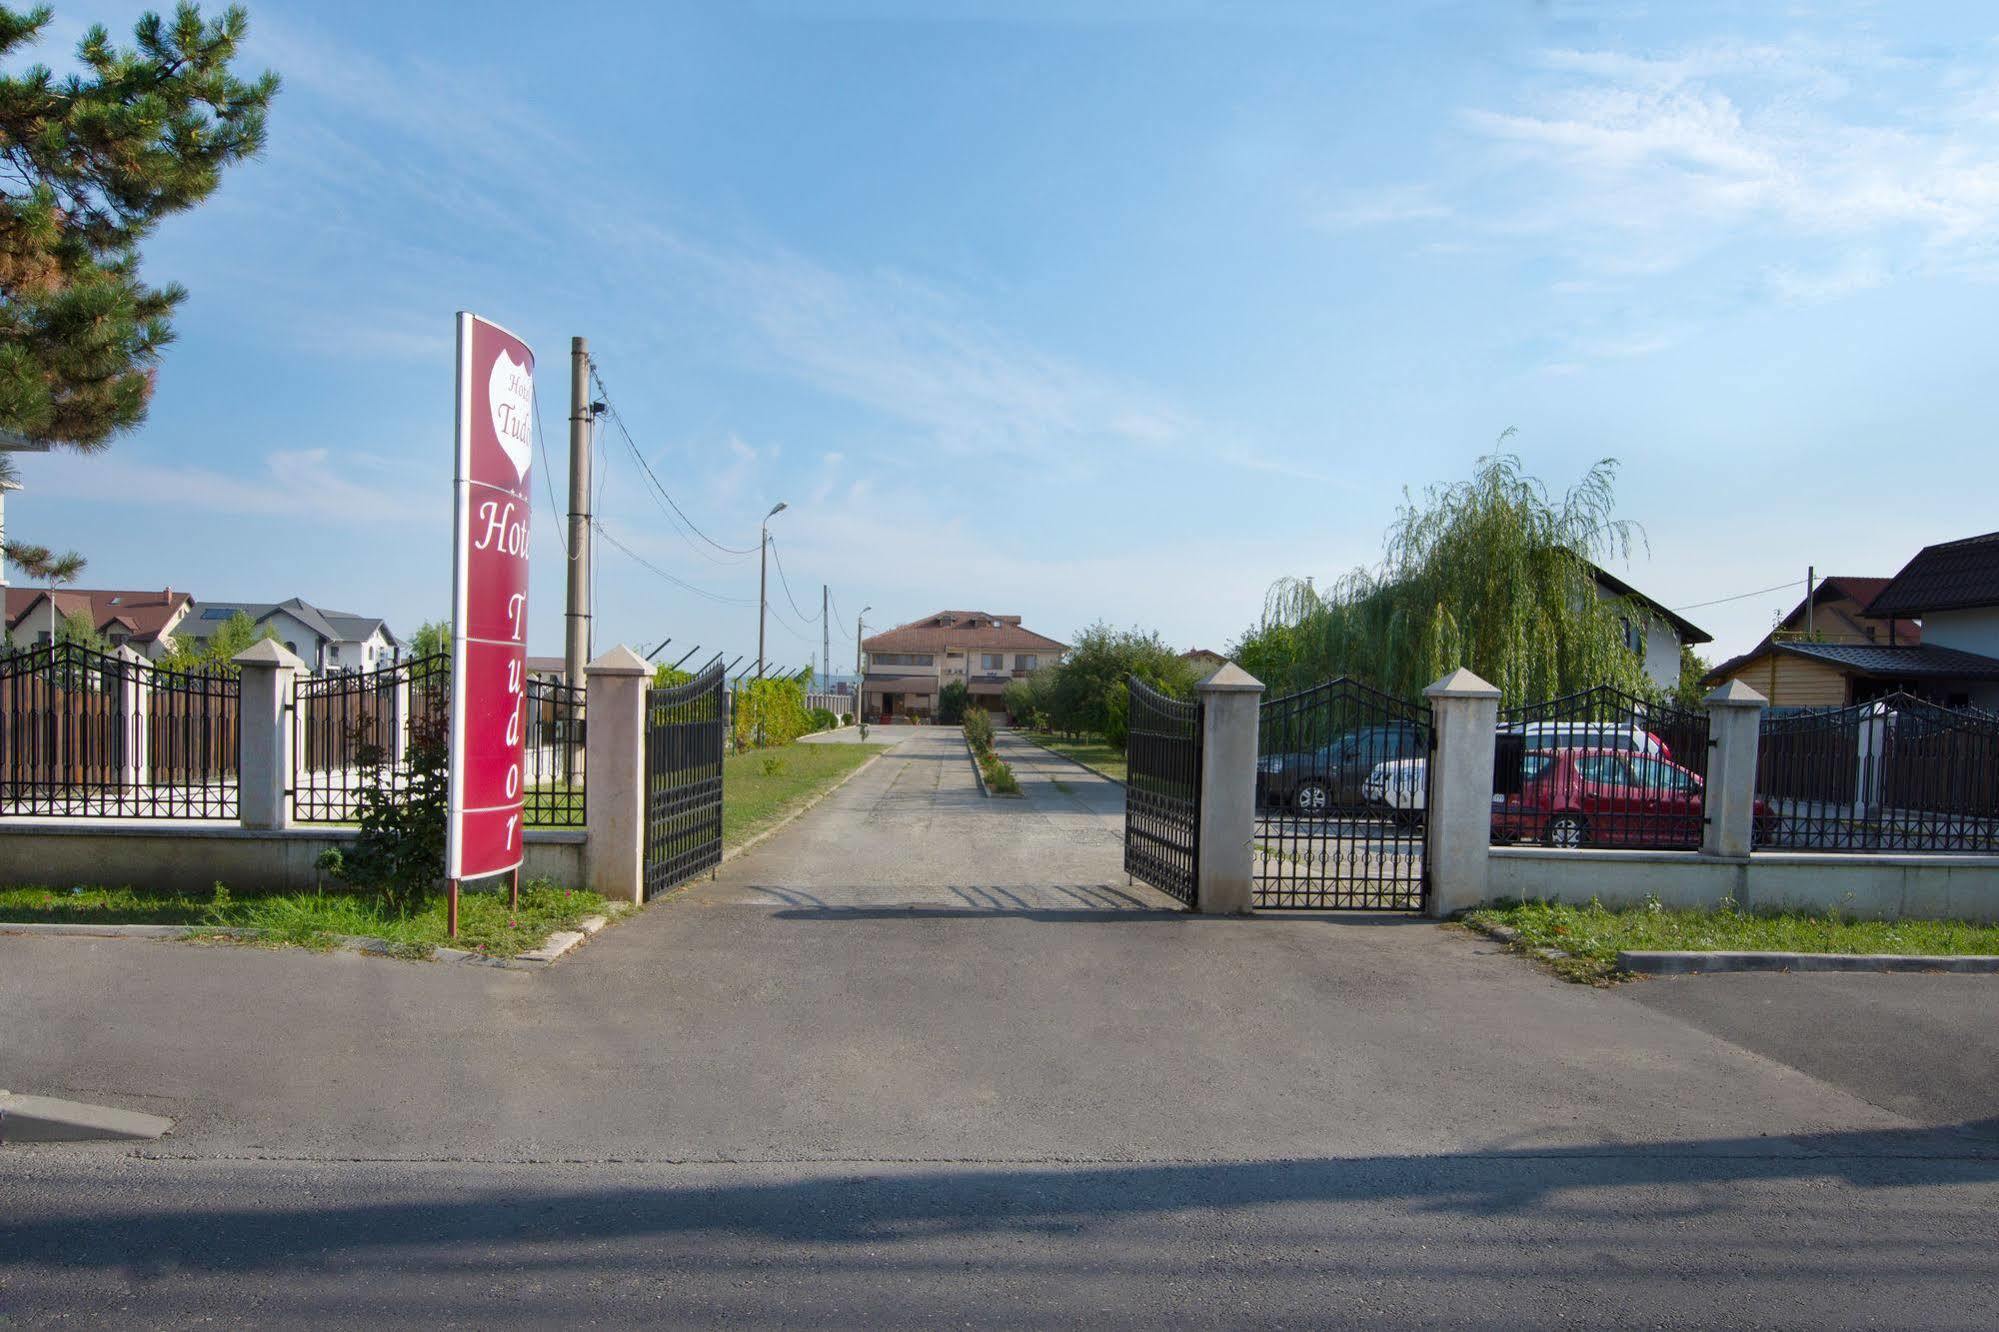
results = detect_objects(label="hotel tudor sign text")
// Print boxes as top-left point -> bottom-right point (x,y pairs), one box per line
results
447,312 -> 535,882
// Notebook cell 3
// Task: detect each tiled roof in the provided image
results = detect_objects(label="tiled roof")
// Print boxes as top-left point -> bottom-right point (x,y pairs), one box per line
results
862,610 -> 1065,654
1780,641 -> 1999,681
4,587 -> 189,644
1865,530 -> 1999,617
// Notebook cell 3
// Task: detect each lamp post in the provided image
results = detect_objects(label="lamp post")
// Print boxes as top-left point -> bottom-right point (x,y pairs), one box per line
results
755,501 -> 788,746
856,605 -> 871,724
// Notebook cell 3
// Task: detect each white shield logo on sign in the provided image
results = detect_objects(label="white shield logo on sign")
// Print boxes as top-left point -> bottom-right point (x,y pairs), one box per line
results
487,350 -> 534,482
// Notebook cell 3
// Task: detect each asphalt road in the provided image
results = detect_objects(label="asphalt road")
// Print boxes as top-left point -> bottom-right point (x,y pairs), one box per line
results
4,728 -> 1997,1326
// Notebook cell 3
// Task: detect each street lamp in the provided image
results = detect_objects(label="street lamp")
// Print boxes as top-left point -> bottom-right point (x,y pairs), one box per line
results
755,501 -> 788,746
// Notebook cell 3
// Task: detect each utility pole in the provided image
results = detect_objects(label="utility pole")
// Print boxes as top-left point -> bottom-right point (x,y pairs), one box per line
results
564,337 -> 593,688
1806,566 -> 1815,638
821,584 -> 830,691
756,501 -> 788,745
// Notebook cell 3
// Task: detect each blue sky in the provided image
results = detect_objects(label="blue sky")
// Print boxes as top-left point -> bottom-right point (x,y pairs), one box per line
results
11,1 -> 1999,670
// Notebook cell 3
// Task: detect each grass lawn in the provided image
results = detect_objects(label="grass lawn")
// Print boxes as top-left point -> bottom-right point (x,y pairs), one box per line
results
0,879 -> 609,959
1467,898 -> 1999,985
1018,732 -> 1126,784
722,739 -> 887,848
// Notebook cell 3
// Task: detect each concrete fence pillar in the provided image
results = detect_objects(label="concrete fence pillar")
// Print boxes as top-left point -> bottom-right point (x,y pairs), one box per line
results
234,640 -> 307,830
1855,700 -> 1890,816
115,645 -> 151,790
1702,679 -> 1767,859
1423,668 -> 1500,918
1195,662 -> 1264,914
390,674 -> 413,767
583,645 -> 651,906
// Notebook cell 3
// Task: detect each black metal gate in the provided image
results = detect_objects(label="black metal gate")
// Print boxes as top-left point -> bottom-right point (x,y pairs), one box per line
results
1254,678 -> 1431,910
1124,676 -> 1200,907
1497,685 -> 1708,850
643,661 -> 726,901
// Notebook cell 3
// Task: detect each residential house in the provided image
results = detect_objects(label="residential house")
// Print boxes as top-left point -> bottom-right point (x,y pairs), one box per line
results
1704,577 -> 1925,707
1180,648 -> 1229,677
1704,533 -> 1999,709
4,587 -> 191,658
178,598 -> 404,674
1587,564 -> 1713,692
860,611 -> 1066,721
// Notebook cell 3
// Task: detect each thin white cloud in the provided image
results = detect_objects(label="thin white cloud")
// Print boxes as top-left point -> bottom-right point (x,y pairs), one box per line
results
29,449 -> 436,525
1316,184 -> 1454,231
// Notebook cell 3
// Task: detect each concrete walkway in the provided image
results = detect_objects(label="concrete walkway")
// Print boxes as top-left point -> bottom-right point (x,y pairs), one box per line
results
4,725 -> 1998,1323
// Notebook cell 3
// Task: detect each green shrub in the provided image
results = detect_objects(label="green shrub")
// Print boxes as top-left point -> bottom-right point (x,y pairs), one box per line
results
938,680 -> 970,724
978,749 -> 1020,794
963,707 -> 996,755
732,677 -> 811,749
809,706 -> 838,732
839,712 -> 852,726
332,711 -> 448,916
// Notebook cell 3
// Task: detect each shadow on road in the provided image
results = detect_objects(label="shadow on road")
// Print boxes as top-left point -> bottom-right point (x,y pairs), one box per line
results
10,1123 -> 1999,1279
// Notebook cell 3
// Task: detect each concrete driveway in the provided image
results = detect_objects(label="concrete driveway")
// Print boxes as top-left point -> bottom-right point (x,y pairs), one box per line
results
3,725 -> 1997,1324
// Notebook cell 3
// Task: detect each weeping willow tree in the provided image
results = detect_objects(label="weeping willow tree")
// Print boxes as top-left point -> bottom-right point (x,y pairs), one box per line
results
1232,444 -> 1662,703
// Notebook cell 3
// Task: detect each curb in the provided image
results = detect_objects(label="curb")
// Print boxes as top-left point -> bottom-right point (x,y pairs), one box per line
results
1619,949 -> 1999,975
0,911 -> 619,970
0,1090 -> 173,1144
964,734 -> 990,797
1013,734 -> 1127,788
718,748 -> 889,868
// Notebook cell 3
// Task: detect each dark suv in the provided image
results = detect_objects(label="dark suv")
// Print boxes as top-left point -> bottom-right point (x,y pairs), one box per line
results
1256,722 -> 1426,815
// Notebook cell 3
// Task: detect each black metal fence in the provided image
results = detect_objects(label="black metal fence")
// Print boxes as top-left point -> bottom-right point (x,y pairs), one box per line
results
0,643 -> 240,818
1756,695 -> 1999,852
292,655 -> 450,823
1254,677 -> 1428,910
524,676 -> 586,828
1125,676 -> 1200,907
643,661 -> 726,900
1495,685 -> 1710,850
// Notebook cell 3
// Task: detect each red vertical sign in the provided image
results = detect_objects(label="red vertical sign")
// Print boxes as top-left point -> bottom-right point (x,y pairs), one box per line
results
447,313 -> 535,881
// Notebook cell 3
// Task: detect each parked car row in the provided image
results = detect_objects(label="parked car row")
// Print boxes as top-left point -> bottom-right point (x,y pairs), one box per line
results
1262,719 -> 1769,848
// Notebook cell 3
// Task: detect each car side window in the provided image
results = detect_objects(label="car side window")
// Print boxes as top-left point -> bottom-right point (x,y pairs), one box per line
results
1575,756 -> 1633,785
1630,758 -> 1692,791
1519,755 -> 1552,783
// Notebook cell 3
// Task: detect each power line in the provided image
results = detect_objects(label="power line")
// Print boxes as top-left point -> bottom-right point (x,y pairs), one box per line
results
1673,579 -> 1806,613
594,520 -> 758,607
588,364 -> 759,563
531,379 -> 571,560
766,535 -> 820,625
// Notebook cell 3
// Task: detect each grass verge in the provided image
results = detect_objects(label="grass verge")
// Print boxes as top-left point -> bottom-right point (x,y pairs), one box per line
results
723,739 -> 887,848
1466,898 -> 1999,985
1018,732 -> 1126,784
0,879 -> 608,960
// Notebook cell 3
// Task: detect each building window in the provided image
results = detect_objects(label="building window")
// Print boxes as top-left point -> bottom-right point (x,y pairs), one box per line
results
1621,618 -> 1643,656
872,653 -> 934,666
1015,654 -> 1038,672
981,653 -> 1005,671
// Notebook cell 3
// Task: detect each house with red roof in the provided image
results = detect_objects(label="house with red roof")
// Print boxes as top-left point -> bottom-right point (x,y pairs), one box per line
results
860,610 -> 1066,721
3,587 -> 192,659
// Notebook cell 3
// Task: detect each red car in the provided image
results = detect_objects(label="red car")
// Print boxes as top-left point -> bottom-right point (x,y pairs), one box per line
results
1492,747 -> 1776,849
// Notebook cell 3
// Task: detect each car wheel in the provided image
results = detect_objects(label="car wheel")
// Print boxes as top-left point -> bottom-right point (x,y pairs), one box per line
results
1544,813 -> 1588,848
1294,781 -> 1331,816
